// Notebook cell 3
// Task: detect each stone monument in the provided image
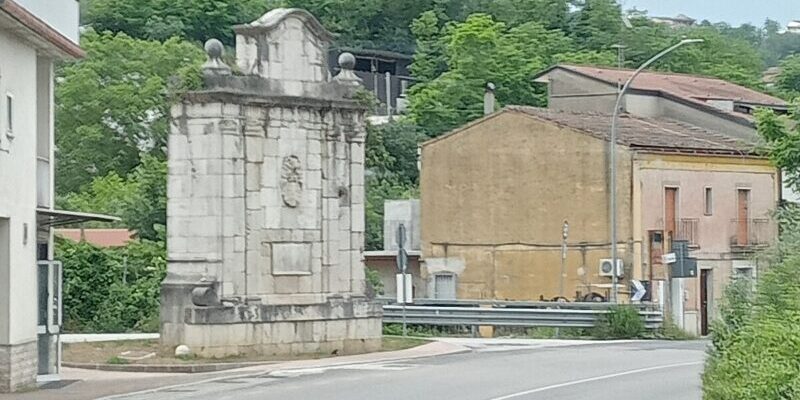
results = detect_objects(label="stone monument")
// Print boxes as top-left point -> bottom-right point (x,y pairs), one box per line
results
160,8 -> 381,357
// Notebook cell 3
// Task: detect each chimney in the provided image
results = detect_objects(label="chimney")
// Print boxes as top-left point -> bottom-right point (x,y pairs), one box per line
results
484,82 -> 496,115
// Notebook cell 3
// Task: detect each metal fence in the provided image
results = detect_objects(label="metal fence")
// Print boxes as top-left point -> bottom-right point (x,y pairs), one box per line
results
381,300 -> 663,329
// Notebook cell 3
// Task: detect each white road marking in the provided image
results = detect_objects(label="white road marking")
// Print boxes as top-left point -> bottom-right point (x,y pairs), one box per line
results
486,361 -> 703,400
269,362 -> 417,377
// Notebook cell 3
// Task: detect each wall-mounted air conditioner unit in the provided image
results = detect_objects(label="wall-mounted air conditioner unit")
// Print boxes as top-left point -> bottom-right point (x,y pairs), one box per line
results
599,259 -> 624,277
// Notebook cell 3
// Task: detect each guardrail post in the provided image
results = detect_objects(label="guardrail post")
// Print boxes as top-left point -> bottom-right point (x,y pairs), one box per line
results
478,304 -> 494,338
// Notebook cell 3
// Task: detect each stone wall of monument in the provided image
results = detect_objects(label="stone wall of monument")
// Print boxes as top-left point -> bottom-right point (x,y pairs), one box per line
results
161,8 -> 381,357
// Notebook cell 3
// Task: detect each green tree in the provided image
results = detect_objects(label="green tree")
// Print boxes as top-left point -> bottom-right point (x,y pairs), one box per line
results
570,0 -> 622,51
55,30 -> 203,195
776,55 -> 800,98
84,0 -> 273,43
57,156 -> 167,241
364,121 -> 427,249
702,105 -> 800,398
754,107 -> 800,192
410,11 -> 447,82
58,237 -> 166,333
408,14 -> 571,135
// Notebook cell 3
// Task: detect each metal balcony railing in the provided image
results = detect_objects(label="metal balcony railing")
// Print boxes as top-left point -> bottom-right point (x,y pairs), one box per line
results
730,218 -> 772,249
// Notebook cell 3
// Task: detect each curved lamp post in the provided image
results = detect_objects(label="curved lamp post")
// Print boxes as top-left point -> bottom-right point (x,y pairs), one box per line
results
609,38 -> 704,303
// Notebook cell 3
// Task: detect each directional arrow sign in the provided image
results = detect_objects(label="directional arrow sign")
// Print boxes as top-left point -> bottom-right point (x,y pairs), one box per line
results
631,279 -> 646,302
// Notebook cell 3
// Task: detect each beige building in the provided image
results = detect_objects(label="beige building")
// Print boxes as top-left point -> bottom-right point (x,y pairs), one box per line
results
419,106 -> 778,335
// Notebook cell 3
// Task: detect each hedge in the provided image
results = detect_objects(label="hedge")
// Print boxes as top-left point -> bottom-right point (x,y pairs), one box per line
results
56,237 -> 166,333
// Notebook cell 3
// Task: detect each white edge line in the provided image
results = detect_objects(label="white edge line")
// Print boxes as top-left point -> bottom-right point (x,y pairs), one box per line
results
487,361 -> 703,400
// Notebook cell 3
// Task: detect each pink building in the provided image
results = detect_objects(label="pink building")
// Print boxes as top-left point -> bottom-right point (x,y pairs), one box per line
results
634,153 -> 778,336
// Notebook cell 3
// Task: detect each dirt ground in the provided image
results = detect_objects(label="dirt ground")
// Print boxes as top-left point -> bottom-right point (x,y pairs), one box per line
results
63,336 -> 428,365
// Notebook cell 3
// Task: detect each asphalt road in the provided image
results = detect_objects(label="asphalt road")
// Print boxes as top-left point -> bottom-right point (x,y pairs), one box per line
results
110,340 -> 706,400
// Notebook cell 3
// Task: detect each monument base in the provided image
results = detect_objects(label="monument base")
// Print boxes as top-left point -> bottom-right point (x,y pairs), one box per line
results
161,296 -> 382,358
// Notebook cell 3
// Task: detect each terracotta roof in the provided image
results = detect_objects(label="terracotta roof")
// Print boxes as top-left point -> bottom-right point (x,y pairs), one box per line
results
0,0 -> 84,59
557,64 -> 785,107
507,106 -> 757,155
56,229 -> 134,247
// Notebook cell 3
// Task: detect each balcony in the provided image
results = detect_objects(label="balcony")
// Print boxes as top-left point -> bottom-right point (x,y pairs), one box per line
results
729,218 -> 772,251
675,218 -> 699,248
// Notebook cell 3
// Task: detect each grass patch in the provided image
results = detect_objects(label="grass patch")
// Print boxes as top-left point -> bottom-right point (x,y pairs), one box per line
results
106,356 -> 129,365
651,318 -> 697,340
381,336 -> 429,351
64,336 -> 428,366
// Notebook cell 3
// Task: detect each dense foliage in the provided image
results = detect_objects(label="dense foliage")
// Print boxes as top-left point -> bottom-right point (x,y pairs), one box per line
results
701,104 -> 800,399
57,237 -> 166,333
592,305 -> 645,339
55,30 -> 203,195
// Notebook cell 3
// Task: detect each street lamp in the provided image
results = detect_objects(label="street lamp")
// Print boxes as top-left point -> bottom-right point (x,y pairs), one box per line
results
608,39 -> 704,303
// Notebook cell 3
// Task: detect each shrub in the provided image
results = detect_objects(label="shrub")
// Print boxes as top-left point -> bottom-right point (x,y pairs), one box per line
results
365,267 -> 385,296
702,251 -> 800,399
57,236 -> 166,333
592,305 -> 645,339
653,317 -> 696,340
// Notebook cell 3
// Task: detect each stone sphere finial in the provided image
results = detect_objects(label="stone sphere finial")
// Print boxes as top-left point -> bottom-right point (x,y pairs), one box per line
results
205,39 -> 225,59
338,52 -> 356,70
202,38 -> 231,77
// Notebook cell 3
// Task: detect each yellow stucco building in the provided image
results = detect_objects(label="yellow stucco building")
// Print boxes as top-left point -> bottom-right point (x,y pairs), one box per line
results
419,106 -> 778,334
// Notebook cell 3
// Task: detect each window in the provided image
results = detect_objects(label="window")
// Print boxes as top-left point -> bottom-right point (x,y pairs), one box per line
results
5,93 -> 13,136
704,187 -> 713,215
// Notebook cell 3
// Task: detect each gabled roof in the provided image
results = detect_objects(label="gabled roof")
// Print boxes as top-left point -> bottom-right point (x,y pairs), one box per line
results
537,64 -> 785,106
533,64 -> 786,126
424,106 -> 758,156
0,0 -> 84,59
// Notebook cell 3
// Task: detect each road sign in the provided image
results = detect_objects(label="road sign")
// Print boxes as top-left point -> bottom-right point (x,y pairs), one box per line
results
662,253 -> 676,264
670,240 -> 697,278
395,274 -> 413,304
396,248 -> 408,273
631,279 -> 646,302
396,223 -> 407,273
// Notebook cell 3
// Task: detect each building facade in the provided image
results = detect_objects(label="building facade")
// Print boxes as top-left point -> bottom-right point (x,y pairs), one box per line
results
419,107 -> 778,335
328,48 -> 414,118
0,0 -> 81,392
533,64 -> 796,202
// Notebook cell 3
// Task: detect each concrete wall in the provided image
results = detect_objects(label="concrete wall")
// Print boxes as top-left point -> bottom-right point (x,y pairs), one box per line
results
546,69 -> 618,115
420,111 -> 633,301
383,200 -> 420,251
0,29 -> 43,391
364,254 -> 423,298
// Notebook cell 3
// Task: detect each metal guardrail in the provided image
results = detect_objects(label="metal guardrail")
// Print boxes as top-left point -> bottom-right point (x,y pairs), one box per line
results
381,301 -> 663,329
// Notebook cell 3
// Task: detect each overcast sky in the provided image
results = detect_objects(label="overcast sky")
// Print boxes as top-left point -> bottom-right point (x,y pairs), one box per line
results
621,0 -> 799,27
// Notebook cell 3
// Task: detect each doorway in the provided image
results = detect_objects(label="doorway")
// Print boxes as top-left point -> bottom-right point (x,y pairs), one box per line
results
700,269 -> 711,336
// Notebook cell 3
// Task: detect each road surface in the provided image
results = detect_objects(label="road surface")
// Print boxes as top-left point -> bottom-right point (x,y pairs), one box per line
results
108,340 -> 706,400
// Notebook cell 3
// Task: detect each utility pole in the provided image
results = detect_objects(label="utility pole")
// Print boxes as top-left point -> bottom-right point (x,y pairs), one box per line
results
559,220 -> 569,299
608,39 -> 703,303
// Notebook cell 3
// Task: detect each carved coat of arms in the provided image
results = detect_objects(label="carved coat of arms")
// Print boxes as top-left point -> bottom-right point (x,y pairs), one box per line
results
280,156 -> 303,208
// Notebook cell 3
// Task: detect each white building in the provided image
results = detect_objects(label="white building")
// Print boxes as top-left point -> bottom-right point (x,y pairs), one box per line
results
0,0 -> 113,392
788,20 -> 800,33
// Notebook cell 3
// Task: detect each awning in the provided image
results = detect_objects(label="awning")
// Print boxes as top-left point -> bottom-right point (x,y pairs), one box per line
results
36,208 -> 119,229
